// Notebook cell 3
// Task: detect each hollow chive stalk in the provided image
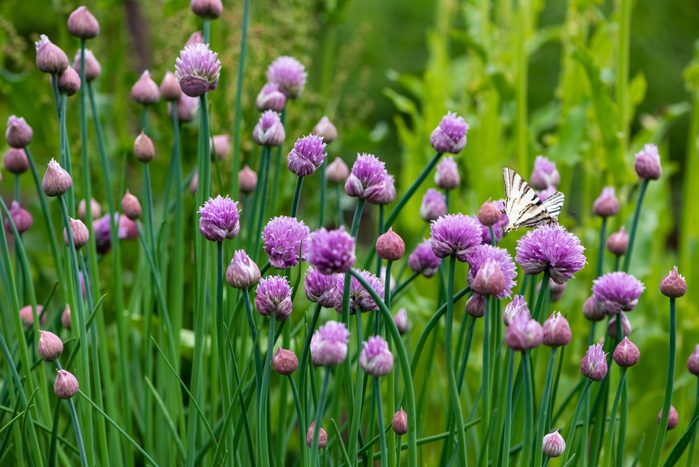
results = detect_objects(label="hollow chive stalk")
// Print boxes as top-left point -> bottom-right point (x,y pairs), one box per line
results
533,347 -> 558,467
257,318 -> 276,466
349,268 -> 418,466
299,304 -> 322,422
563,379 -> 592,464
348,309 -> 366,464
375,377 -> 388,467
319,158 -> 327,227
649,297 -> 677,465
500,350 -> 515,467
622,179 -> 649,272
603,367 -> 626,466
215,242 -> 233,459
55,361 -> 88,467
268,109 -> 286,215
230,0 -> 250,198
252,146 -> 271,259
310,367 -> 331,466
684,380 -> 699,467
290,175 -> 304,217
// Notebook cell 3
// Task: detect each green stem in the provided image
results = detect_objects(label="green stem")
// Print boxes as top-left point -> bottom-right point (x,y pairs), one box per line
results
268,110 -> 286,214
516,0 -> 530,173
230,0 -> 250,198
291,176 -> 304,217
288,375 -> 306,465
622,179 -> 649,272
685,380 -> 699,467
445,256 -> 468,464
649,297 -> 677,466
532,271 -> 550,322
604,368 -> 627,467
319,158 -> 327,227
215,242 -> 232,459
299,303 -> 322,421
243,289 -> 262,391
348,310 -> 366,464
500,350 -> 515,467
616,0 -> 632,168
336,184 -> 343,227
375,377 -> 388,467
257,318 -> 276,466
253,147 -> 271,258
480,296 -> 491,459
563,380 -> 592,463
170,100 -> 185,347
616,375 -> 628,466
67,396 -> 89,467
596,217 -> 608,277
533,348 -> 558,467
522,351 -> 535,466
310,368 -> 331,466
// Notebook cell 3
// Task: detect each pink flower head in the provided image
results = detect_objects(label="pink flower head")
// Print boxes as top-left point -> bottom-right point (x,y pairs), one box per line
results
255,275 -> 292,320
198,195 -> 240,242
515,225 -> 586,284
341,269 -> 384,313
634,144 -> 662,180
430,112 -> 468,154
530,156 -> 560,190
262,216 -> 309,269
305,227 -> 356,274
226,250 -> 261,289
287,134 -> 327,177
35,35 -> 69,74
256,82 -> 287,112
344,153 -> 392,204
420,189 -> 448,222
252,110 -> 285,147
593,187 -> 619,217
592,272 -> 644,314
503,295 -> 529,326
430,213 -> 482,262
466,244 -> 517,298
505,308 -> 543,351
304,268 -> 342,308
408,240 -> 441,277
580,343 -> 608,381
266,56 -> 307,99
434,156 -> 460,190
175,43 -> 221,97
360,336 -> 394,376
311,320 -> 349,366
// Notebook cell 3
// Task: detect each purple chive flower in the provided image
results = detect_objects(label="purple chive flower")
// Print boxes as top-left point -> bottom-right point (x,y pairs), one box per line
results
515,225 -> 586,284
503,295 -> 529,326
542,311 -> 572,347
360,336 -> 394,376
6,116 -> 33,148
466,294 -> 486,318
175,43 -> 221,97
505,308 -> 543,351
304,227 -> 356,274
342,269 -> 384,313
593,187 -> 620,217
687,345 -> 699,376
607,312 -> 631,338
420,189 -> 448,222
430,112 -> 469,154
304,268 -> 342,308
255,275 -> 293,320
542,431 -> 566,458
198,195 -> 240,242
530,156 -> 560,190
592,272 -> 645,314
252,110 -> 286,147
434,156 -> 460,190
266,56 -> 307,99
226,250 -> 261,289
5,201 -> 33,234
613,337 -> 640,367
35,35 -> 69,74
372,175 -> 397,205
408,240 -> 441,277
477,200 -> 508,245
311,320 -> 349,366
344,153 -> 391,204
634,144 -> 662,180
580,344 -> 608,381
130,71 -> 160,105
660,266 -> 687,298
466,244 -> 516,299
92,213 -> 137,254
262,216 -> 309,269
537,187 -> 559,203
287,134 -> 327,177
430,213 -> 482,262
256,82 -> 287,112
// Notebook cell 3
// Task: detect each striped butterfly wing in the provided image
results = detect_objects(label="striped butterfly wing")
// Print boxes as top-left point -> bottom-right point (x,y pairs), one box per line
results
503,167 -> 562,231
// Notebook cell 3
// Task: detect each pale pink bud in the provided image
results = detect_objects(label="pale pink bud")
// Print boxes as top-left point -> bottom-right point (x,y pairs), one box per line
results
38,331 -> 63,361
42,159 -> 73,197
272,348 -> 298,375
54,370 -> 79,399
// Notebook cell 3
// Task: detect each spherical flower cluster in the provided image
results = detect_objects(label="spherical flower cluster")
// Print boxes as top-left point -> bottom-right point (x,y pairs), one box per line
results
287,134 -> 327,177
255,275 -> 293,320
542,311 -> 572,347
634,144 -> 662,180
256,82 -> 287,112
580,344 -> 608,381
304,268 -> 342,308
252,110 -> 285,147
430,112 -> 468,154
592,271 -> 644,314
434,156 -> 460,190
430,213 -> 482,262
311,320 -> 349,366
344,269 -> 384,313
503,295 -> 529,326
304,227 -> 356,274
266,56 -> 307,99
466,244 -> 516,298
262,216 -> 309,269
344,153 -> 393,204
530,156 -> 560,190
515,225 -> 586,284
226,250 -> 261,289
420,189 -> 448,222
130,71 -> 160,105
593,187 -> 620,217
408,240 -> 441,277
505,307 -> 543,351
175,43 -> 221,97
198,195 -> 240,242
360,336 -> 394,376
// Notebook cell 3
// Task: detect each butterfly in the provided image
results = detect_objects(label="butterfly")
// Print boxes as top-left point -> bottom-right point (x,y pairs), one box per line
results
502,167 -> 564,233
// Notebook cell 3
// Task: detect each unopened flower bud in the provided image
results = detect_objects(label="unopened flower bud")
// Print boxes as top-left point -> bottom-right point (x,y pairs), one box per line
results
160,72 -> 181,101
593,187 -> 619,217
130,71 -> 160,105
607,312 -> 631,339
64,218 -> 89,249
121,191 -> 142,220
61,305 -> 72,330
19,305 -> 45,328
607,228 -> 628,256
613,337 -> 640,367
226,250 -> 261,289
660,266 -> 686,298
634,144 -> 662,180
435,156 -> 460,190
67,6 -> 100,38
272,348 -> 298,375
688,345 -> 699,376
191,0 -> 223,18
238,166 -> 257,195
583,296 -> 606,322
312,116 -> 338,143
326,157 -> 349,184
4,148 -> 29,174
5,201 -> 33,234
542,431 -> 566,457
392,408 -> 408,435
580,344 -> 608,381
658,406 -> 679,430
73,49 -> 101,81
472,260 -> 505,297
256,83 -> 286,112
35,35 -> 69,74
78,198 -> 101,220
550,279 -> 566,302
189,172 -> 199,194
6,116 -> 33,148
466,294 -> 486,318
478,201 -> 502,227
42,159 -> 73,197
306,421 -> 327,448
38,331 -> 63,361
375,228 -> 405,261
58,66 -> 81,96
54,370 -> 79,399
134,131 -> 155,163
393,308 -> 410,335
210,134 -> 230,160
543,311 -> 572,347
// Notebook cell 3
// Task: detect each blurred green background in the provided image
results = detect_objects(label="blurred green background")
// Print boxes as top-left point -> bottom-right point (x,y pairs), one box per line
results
2,0 -> 699,463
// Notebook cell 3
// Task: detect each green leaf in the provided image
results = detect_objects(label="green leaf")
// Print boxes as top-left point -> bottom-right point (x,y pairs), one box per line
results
663,415 -> 699,467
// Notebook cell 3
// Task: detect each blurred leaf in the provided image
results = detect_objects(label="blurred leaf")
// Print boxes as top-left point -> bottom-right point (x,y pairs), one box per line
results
663,415 -> 699,467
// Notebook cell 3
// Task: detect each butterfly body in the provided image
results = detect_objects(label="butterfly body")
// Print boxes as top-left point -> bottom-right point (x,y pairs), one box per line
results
502,167 -> 564,233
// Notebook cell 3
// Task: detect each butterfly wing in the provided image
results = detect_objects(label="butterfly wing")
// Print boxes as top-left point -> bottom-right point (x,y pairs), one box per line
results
502,167 -> 560,231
